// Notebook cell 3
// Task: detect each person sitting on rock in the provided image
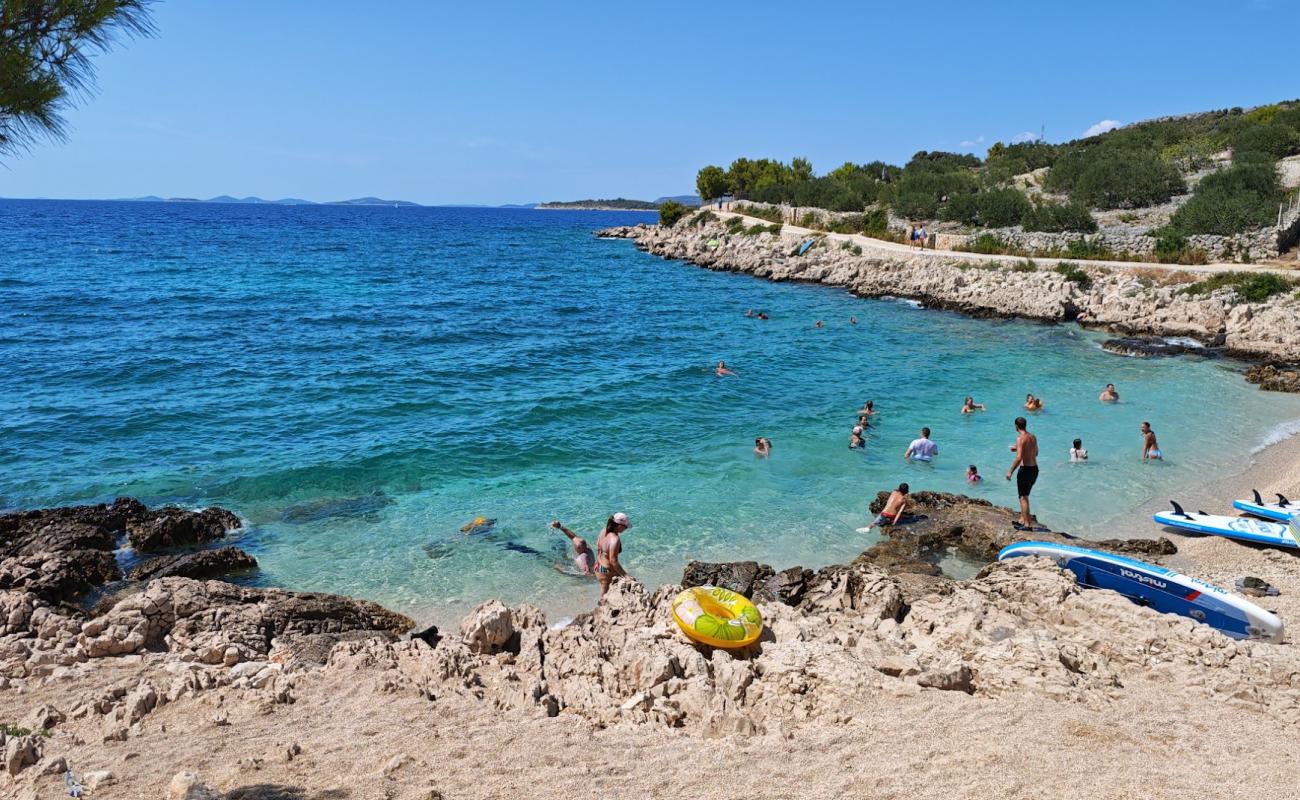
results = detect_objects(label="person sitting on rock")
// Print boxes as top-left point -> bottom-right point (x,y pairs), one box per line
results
1099,383 -> 1119,402
872,483 -> 909,528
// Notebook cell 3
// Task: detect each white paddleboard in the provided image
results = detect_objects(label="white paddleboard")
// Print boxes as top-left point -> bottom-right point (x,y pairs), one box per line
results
1232,490 -> 1299,522
1153,501 -> 1299,550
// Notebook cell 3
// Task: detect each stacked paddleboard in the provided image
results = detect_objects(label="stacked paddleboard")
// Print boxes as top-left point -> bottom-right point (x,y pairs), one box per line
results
1153,500 -> 1299,549
998,541 -> 1283,641
1232,490 -> 1298,522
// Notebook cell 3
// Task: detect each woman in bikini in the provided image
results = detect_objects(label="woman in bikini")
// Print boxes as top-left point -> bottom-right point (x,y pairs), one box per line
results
595,512 -> 633,598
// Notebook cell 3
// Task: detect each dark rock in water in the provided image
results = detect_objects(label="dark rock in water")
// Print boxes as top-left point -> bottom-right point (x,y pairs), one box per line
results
1246,362 -> 1300,393
128,546 -> 258,581
279,492 -> 394,524
1101,336 -> 1208,358
860,490 -> 1176,570
127,506 -> 241,552
0,496 -> 146,538
0,511 -> 124,603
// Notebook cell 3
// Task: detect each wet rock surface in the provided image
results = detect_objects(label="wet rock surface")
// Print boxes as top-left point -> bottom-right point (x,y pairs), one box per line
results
1102,336 -> 1212,358
1246,362 -> 1300,393
128,546 -> 258,581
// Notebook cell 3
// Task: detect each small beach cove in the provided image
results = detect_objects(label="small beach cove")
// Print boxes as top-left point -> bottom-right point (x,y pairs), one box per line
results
6,200 -> 1300,628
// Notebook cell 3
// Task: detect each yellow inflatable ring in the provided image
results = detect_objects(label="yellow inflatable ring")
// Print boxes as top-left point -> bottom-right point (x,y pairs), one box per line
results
671,586 -> 762,649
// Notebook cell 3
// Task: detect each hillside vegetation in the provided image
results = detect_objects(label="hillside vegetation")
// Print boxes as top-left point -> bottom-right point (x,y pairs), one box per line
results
693,101 -> 1300,239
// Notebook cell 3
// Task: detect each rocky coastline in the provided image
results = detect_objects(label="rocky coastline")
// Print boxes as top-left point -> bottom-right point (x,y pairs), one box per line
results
4,492 -> 1300,796
597,220 -> 1300,367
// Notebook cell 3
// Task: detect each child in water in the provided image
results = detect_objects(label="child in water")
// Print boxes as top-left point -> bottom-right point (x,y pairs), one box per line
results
966,464 -> 982,483
1070,438 -> 1089,462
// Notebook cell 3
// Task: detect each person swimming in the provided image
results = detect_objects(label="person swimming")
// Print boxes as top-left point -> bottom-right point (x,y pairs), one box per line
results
850,316 -> 857,325
754,437 -> 772,457
1140,422 -> 1163,460
961,395 -> 986,415
815,320 -> 824,329
716,360 -> 737,377
850,426 -> 866,449
1099,383 -> 1119,403
745,309 -> 754,318
757,312 -> 769,320
1024,393 -> 1044,411
1070,438 -> 1089,462
857,400 -> 877,417
966,464 -> 982,483
857,414 -> 871,429
550,520 -> 595,576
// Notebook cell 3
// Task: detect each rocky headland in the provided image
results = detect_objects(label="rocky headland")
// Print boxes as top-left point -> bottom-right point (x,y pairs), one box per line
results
3,493 -> 1300,797
598,219 -> 1300,366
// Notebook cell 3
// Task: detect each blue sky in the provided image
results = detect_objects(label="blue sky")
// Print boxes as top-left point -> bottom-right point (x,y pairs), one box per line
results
3,0 -> 1296,204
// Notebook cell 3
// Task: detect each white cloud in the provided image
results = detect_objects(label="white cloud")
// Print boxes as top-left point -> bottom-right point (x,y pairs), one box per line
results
1082,119 -> 1121,138
959,135 -> 986,148
1011,131 -> 1041,144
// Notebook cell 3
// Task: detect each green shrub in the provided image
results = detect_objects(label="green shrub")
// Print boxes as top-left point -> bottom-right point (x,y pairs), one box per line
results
1011,259 -> 1038,272
1021,202 -> 1098,233
658,200 -> 690,227
851,244 -> 862,255
1068,150 -> 1186,209
826,209 -> 890,238
799,212 -> 819,227
944,187 -> 1032,228
1170,160 -> 1283,235
743,223 -> 782,236
1232,123 -> 1300,160
724,216 -> 746,233
1181,271 -> 1295,301
1064,238 -> 1110,259
1151,228 -> 1210,264
689,209 -> 718,226
961,233 -> 1009,255
1054,262 -> 1093,290
735,203 -> 784,223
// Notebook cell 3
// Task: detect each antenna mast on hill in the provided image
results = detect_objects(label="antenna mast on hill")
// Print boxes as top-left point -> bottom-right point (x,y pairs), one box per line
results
1040,123 -> 1045,142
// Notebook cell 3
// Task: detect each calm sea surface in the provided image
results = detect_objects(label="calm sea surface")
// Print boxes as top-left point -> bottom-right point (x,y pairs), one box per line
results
4,200 -> 1300,624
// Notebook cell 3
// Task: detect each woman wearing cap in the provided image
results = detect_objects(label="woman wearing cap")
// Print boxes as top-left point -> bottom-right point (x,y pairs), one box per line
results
849,426 -> 865,449
596,512 -> 633,598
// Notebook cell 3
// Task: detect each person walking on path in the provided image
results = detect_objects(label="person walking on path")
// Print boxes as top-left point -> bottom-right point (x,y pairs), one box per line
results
1005,416 -> 1039,530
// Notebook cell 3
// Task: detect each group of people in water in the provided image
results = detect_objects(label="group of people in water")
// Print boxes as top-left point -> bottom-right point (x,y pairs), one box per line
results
550,317 -> 1167,597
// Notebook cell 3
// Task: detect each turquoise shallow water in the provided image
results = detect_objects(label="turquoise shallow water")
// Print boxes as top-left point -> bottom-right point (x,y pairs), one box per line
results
4,200 -> 1300,624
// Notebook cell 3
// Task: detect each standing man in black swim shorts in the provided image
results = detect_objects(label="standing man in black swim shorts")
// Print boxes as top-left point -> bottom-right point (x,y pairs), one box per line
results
1005,416 -> 1039,530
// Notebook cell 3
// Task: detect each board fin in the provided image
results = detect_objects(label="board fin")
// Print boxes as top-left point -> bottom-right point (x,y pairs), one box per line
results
1278,493 -> 1292,508
1253,489 -> 1264,505
1170,500 -> 1190,518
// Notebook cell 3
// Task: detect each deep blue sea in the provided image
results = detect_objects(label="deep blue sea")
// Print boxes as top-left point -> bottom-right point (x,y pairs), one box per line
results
5,199 -> 1300,624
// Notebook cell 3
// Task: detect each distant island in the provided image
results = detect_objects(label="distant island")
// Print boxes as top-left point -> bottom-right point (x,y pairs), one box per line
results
537,195 -> 700,211
114,195 -> 421,207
